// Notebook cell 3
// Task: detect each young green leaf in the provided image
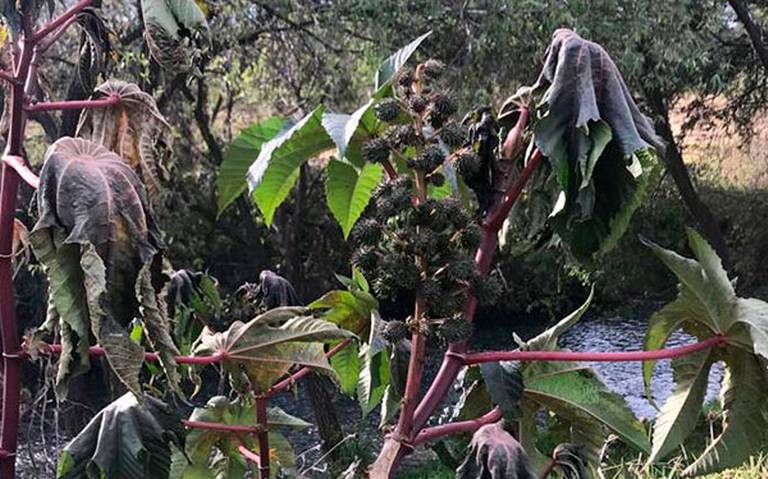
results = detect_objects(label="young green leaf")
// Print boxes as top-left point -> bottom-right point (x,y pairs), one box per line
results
217,117 -> 287,214
247,106 -> 333,225
326,160 -> 384,238
330,339 -> 360,396
375,31 -> 432,89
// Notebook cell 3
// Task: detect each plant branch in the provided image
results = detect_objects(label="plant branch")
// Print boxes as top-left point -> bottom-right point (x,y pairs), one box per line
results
382,158 -> 398,180
24,95 -> 120,112
460,336 -> 727,365
32,0 -> 93,43
0,71 -> 18,84
255,396 -> 270,479
266,338 -> 353,396
1,156 -> 39,190
183,420 -> 263,435
483,148 -> 544,231
413,407 -> 501,446
237,442 -> 262,467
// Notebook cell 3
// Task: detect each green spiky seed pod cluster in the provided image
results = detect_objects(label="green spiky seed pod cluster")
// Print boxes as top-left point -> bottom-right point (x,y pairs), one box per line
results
350,58 -> 496,342
382,320 -> 409,344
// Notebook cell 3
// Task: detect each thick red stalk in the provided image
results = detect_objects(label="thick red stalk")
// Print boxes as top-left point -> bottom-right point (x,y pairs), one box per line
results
484,148 -> 545,231
237,442 -> 262,467
32,0 -> 93,43
413,406 -> 502,446
381,159 -> 398,180
255,396 -> 270,479
37,343 -> 228,365
462,336 -> 727,365
2,155 -> 39,190
25,95 -> 120,112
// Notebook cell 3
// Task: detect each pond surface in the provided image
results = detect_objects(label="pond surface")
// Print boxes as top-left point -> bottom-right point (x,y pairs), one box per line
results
559,312 -> 723,418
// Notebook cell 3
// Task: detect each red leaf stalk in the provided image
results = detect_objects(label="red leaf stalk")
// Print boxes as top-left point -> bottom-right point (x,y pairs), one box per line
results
24,95 -> 120,112
255,396 -> 270,479
414,406 -> 502,446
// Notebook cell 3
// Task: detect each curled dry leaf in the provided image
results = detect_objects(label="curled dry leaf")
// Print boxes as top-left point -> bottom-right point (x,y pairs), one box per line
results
141,0 -> 210,73
456,421 -> 536,479
77,79 -> 172,203
30,137 -> 180,399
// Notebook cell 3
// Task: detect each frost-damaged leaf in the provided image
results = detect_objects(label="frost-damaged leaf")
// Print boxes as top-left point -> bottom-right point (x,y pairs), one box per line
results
326,160 -> 384,238
512,29 -> 662,260
31,138 -> 180,399
77,80 -> 172,203
247,106 -> 334,225
181,396 -> 306,478
456,421 -> 536,479
552,443 -> 590,479
56,393 -> 182,479
141,0 -> 210,73
217,117 -> 287,214
375,31 -> 432,89
192,311 -> 354,393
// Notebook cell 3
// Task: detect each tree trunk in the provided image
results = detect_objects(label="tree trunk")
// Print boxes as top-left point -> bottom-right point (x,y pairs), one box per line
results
727,0 -> 768,71
645,90 -> 732,267
303,372 -> 344,456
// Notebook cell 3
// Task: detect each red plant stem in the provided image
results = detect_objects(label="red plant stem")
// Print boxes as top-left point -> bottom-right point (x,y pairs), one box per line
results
35,14 -> 80,54
396,301 -> 427,438
267,338 -> 352,396
484,148 -> 545,232
32,0 -> 93,43
414,406 -> 502,446
461,336 -> 727,365
0,15 -> 36,477
182,420 -> 263,434
255,396 -> 270,479
2,155 -> 39,190
0,71 -> 17,84
36,343 -> 227,365
237,442 -> 262,467
382,159 -> 398,180
24,95 -> 120,112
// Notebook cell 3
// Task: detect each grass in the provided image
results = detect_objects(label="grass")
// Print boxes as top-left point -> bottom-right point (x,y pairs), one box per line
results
397,452 -> 768,478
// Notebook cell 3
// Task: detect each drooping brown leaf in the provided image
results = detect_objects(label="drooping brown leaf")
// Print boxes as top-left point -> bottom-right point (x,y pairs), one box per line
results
31,137 -> 179,398
77,80 -> 172,202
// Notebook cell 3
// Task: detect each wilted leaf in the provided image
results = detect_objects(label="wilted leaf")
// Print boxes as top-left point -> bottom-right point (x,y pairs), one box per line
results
217,117 -> 287,214
456,421 -> 536,479
141,0 -> 210,73
552,443 -> 591,479
56,393 -> 181,479
511,29 -> 662,259
31,138 -> 179,399
192,310 -> 353,393
77,80 -> 172,203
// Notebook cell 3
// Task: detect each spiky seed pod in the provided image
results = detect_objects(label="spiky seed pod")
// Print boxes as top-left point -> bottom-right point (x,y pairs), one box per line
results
431,93 -> 457,117
440,121 -> 466,149
363,137 -> 390,164
373,272 -> 399,299
352,246 -> 378,273
380,254 -> 420,290
428,292 -> 461,317
411,229 -> 440,256
406,315 -> 433,337
419,279 -> 442,305
422,59 -> 445,80
391,175 -> 413,193
409,95 -> 427,114
473,273 -> 504,306
457,223 -> 482,250
373,180 -> 394,200
408,144 -> 445,173
443,198 -> 470,229
428,172 -> 445,187
438,314 -> 474,343
384,124 -> 417,149
396,69 -> 414,89
374,98 -> 401,122
453,150 -> 481,178
382,320 -> 409,344
449,256 -> 477,282
353,218 -> 382,246
375,177 -> 411,219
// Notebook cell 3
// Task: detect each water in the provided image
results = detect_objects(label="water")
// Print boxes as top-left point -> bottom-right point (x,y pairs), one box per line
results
560,313 -> 724,418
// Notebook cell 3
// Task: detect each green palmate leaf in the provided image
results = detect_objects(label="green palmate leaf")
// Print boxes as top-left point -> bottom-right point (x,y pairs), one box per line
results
684,349 -> 768,476
642,285 -> 708,401
648,349 -> 715,463
330,339 -> 360,396
31,138 -> 179,399
456,421 -> 536,479
309,287 -> 378,338
247,106 -> 333,225
375,31 -> 432,89
524,287 -> 594,352
523,364 -> 650,454
326,160 -> 384,238
141,0 -> 210,73
217,117 -> 287,214
517,29 -> 662,260
57,393 -> 181,479
192,310 -> 353,393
